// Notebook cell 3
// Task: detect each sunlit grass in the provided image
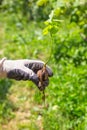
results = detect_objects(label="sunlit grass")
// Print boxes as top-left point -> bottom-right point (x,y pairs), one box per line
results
0,5 -> 87,130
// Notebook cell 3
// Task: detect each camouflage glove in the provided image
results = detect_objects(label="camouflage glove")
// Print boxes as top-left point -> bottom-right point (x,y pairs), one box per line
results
0,58 -> 53,89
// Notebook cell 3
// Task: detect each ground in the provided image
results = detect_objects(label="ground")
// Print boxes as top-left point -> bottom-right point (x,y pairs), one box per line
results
0,81 -> 44,130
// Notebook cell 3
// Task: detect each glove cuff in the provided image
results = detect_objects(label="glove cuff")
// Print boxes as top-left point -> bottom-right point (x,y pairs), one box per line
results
0,57 -> 7,78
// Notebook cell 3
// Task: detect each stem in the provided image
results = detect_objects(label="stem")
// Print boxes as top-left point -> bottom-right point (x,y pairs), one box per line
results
42,90 -> 45,107
45,32 -> 54,65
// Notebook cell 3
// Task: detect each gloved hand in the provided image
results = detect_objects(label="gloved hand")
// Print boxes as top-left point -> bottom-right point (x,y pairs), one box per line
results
0,57 -> 53,90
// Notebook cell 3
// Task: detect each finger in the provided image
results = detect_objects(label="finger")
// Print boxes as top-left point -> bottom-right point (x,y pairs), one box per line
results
43,79 -> 49,87
38,79 -> 49,91
24,60 -> 44,73
20,66 -> 39,83
7,69 -> 30,80
46,65 -> 53,77
24,60 -> 53,77
7,67 -> 37,81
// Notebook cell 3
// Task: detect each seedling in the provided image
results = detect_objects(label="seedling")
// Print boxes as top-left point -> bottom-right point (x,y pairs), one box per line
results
37,63 -> 49,106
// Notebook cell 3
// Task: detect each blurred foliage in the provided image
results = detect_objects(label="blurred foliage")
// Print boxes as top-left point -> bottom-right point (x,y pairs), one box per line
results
43,0 -> 87,129
0,0 -> 87,130
0,0 -> 53,21
0,80 -> 15,123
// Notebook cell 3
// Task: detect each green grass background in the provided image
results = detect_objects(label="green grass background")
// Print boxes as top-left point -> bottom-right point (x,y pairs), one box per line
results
0,1 -> 87,130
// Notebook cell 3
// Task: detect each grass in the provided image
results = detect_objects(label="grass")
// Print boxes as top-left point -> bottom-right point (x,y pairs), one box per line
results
0,12 -> 54,130
0,10 -> 87,130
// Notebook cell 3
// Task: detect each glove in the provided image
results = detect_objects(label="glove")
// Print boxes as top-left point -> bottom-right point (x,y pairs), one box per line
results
0,57 -> 53,90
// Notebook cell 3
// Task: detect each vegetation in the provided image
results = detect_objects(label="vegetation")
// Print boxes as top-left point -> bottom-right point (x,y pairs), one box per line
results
0,0 -> 87,130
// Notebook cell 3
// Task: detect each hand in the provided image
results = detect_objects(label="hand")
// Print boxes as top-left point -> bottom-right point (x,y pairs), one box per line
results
0,58 -> 53,89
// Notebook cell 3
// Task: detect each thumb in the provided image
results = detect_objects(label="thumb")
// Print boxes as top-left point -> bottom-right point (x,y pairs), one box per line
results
22,66 -> 39,84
